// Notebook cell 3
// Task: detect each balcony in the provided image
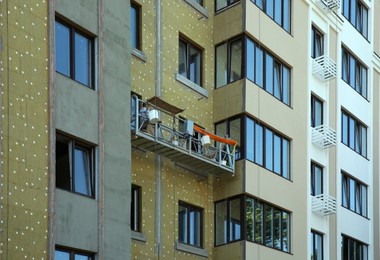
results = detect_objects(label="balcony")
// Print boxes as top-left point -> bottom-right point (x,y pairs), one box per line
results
131,95 -> 236,175
312,125 -> 336,149
312,194 -> 337,216
315,0 -> 340,13
312,55 -> 337,81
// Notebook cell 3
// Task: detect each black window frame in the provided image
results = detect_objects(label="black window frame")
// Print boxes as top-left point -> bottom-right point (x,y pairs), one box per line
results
341,47 -> 368,99
215,116 -> 243,160
311,230 -> 324,260
342,0 -> 368,39
341,172 -> 368,218
341,110 -> 367,158
55,17 -> 95,89
55,133 -> 95,198
131,185 -> 142,232
131,2 -> 141,51
215,0 -> 240,12
178,201 -> 204,248
342,235 -> 368,260
250,0 -> 291,33
311,94 -> 323,127
311,26 -> 324,59
311,162 -> 323,196
178,36 -> 203,87
55,246 -> 94,260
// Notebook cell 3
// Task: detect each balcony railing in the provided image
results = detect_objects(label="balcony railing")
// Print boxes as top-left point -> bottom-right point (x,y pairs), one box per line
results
312,55 -> 337,81
131,95 -> 236,175
312,194 -> 337,216
315,0 -> 340,13
312,125 -> 336,149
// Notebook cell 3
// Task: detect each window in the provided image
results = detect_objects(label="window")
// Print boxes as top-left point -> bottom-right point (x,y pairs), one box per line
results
342,235 -> 368,260
179,37 -> 202,86
216,0 -> 240,12
215,197 -> 242,245
246,117 -> 290,179
56,133 -> 95,197
55,18 -> 94,88
342,0 -> 368,38
178,201 -> 203,248
341,172 -> 368,217
311,26 -> 324,58
215,117 -> 242,159
55,248 -> 93,260
246,37 -> 291,105
342,47 -> 367,98
311,162 -> 323,196
131,185 -> 142,232
341,110 -> 367,157
215,38 -> 243,88
310,231 -> 323,260
131,2 -> 141,50
311,95 -> 323,127
245,197 -> 290,252
251,0 -> 291,32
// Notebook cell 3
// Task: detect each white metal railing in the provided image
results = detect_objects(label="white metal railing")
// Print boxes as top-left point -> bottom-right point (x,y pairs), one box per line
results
312,125 -> 336,149
312,194 -> 336,216
131,95 -> 235,173
312,55 -> 337,81
315,0 -> 340,12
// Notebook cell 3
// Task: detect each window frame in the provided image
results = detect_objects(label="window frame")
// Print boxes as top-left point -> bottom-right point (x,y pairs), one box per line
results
342,0 -> 368,39
310,230 -> 324,260
55,247 -> 94,260
215,115 -> 243,160
178,201 -> 204,248
342,234 -> 368,260
311,94 -> 323,127
55,17 -> 95,89
341,110 -> 367,158
178,36 -> 203,87
215,0 -> 240,12
341,172 -> 368,218
55,133 -> 96,198
311,162 -> 323,196
131,185 -> 142,232
131,2 -> 141,51
311,26 -> 324,59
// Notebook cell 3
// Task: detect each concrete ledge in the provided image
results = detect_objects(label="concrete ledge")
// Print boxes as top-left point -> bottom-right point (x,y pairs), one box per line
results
175,241 -> 209,257
176,73 -> 208,97
131,231 -> 147,242
184,0 -> 209,18
132,48 -> 147,62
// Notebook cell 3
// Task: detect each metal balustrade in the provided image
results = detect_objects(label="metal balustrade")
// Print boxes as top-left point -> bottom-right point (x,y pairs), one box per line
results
315,0 -> 340,13
312,125 -> 336,149
131,95 -> 236,175
312,194 -> 337,216
312,55 -> 337,81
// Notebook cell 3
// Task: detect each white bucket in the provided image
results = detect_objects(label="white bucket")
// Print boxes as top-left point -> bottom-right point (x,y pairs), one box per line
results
148,109 -> 159,124
221,160 -> 227,166
201,135 -> 211,147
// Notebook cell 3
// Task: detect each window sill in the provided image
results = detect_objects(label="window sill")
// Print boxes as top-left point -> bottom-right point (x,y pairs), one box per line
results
132,48 -> 147,63
175,73 -> 208,97
175,241 -> 208,258
183,0 -> 209,18
131,230 -> 147,242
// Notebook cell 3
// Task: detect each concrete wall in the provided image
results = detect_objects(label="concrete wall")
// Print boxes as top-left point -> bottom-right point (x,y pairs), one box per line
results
0,1 -> 49,258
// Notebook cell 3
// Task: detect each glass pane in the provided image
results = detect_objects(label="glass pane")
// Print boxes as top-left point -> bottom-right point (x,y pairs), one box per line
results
131,187 -> 140,231
55,21 -> 70,76
314,165 -> 323,195
230,40 -> 242,82
349,178 -> 355,210
274,62 -> 281,99
349,56 -> 356,87
254,201 -> 263,243
215,201 -> 227,245
282,212 -> 290,252
361,67 -> 367,98
282,67 -> 290,105
131,5 -> 138,49
246,39 -> 255,81
189,46 -> 201,85
342,51 -> 349,82
282,139 -> 289,179
74,33 -> 90,86
74,146 -> 92,196
363,245 -> 368,260
229,198 -> 241,241
179,204 -> 188,243
316,233 -> 323,260
265,205 -> 273,247
246,118 -> 255,161
273,209 -> 281,249
255,124 -> 263,165
266,0 -> 274,18
362,185 -> 367,217
310,233 -> 314,260
362,126 -> 367,157
343,0 -> 349,17
314,98 -> 323,127
362,8 -> 368,38
265,53 -> 274,94
56,140 -> 71,191
273,134 -> 281,174
349,117 -> 355,149
190,208 -> 201,247
355,183 -> 361,214
315,33 -> 323,57
355,123 -> 361,153
256,0 -> 264,9
265,129 -> 273,171
75,254 -> 91,260
283,0 -> 290,32
216,43 -> 228,88
216,0 -> 228,11
55,250 -> 70,260
342,175 -> 348,208
179,41 -> 187,77
230,118 -> 241,159
255,47 -> 264,87
274,0 -> 282,26
342,113 -> 348,145
350,0 -> 356,24
246,197 -> 254,241
216,121 -> 227,138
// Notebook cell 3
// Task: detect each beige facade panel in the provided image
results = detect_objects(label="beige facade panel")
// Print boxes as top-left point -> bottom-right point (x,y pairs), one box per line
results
214,3 -> 244,44
213,241 -> 243,260
213,160 -> 244,201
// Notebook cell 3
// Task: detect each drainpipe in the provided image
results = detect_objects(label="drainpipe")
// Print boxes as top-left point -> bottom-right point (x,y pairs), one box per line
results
155,0 -> 162,258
